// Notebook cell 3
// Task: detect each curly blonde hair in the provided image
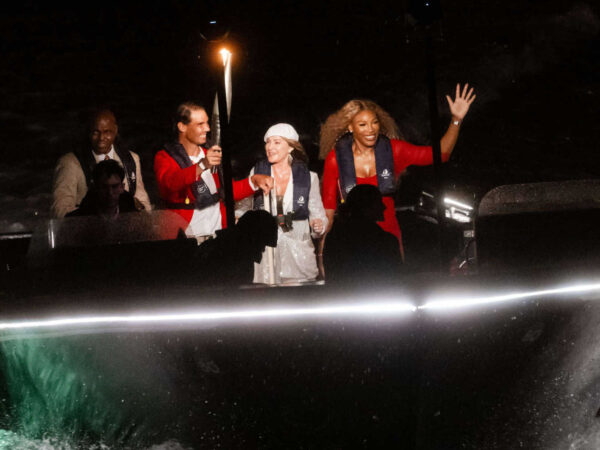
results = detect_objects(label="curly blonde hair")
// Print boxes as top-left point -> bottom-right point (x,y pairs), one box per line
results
318,99 -> 402,159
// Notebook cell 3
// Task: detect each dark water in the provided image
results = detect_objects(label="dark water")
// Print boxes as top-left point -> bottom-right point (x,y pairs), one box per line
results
1,278 -> 600,448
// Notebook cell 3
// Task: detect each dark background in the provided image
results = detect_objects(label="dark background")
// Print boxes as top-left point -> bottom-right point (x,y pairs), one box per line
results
1,4 -> 600,447
1,0 -> 599,235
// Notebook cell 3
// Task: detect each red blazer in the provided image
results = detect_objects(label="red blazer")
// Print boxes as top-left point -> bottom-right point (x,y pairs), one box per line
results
154,149 -> 255,228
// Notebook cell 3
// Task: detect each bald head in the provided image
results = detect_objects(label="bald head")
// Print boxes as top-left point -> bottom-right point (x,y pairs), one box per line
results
90,109 -> 118,155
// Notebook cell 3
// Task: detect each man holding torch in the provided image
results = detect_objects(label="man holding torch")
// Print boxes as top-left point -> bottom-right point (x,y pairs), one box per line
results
154,102 -> 273,243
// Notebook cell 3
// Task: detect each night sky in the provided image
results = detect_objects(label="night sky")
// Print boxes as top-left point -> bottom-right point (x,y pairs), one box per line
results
1,0 -> 599,230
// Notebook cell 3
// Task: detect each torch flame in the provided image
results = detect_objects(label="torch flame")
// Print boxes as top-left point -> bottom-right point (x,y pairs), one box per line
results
219,48 -> 231,66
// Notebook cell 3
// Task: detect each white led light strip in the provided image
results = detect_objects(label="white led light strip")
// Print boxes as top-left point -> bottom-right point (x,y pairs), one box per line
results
0,302 -> 417,330
2,282 -> 600,331
420,282 -> 600,310
443,197 -> 473,211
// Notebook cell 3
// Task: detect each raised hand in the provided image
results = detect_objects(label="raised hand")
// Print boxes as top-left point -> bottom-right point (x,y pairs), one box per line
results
446,83 -> 476,120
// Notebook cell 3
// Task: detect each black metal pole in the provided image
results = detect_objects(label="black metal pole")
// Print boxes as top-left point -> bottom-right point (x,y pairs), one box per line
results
424,27 -> 449,272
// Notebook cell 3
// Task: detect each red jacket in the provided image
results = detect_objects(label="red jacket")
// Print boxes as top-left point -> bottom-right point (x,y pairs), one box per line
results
154,149 -> 255,228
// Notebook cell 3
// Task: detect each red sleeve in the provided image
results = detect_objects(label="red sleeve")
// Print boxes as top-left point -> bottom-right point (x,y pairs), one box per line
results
232,178 -> 255,201
392,139 -> 448,175
154,150 -> 198,197
206,171 -> 254,201
321,150 -> 340,210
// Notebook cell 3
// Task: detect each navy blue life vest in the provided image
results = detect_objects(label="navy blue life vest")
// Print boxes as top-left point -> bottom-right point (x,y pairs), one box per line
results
163,142 -> 222,210
335,134 -> 395,200
253,159 -> 310,220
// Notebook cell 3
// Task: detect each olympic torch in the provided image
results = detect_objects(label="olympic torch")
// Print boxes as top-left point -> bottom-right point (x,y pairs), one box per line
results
211,47 -> 236,227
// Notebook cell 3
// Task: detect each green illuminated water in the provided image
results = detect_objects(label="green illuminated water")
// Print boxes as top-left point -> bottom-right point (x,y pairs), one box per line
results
0,332 -> 198,449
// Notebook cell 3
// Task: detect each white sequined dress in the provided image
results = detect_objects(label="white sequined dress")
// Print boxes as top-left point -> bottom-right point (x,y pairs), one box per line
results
236,169 -> 328,284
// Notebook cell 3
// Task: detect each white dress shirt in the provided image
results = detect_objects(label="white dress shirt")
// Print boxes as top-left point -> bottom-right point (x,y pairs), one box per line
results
186,150 -> 222,237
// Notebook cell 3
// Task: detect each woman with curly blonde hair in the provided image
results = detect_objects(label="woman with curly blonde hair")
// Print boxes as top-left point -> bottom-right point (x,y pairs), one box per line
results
320,84 -> 476,256
319,99 -> 402,160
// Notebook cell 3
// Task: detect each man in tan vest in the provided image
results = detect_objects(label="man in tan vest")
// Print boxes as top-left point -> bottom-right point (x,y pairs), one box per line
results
51,109 -> 151,218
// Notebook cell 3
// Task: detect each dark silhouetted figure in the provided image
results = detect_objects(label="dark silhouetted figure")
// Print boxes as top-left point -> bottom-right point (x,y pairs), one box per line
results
323,185 -> 402,286
194,210 -> 278,286
66,159 -> 137,218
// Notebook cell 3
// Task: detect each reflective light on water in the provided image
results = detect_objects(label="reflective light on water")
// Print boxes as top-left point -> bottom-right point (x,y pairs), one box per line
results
2,281 -> 600,331
420,282 -> 600,310
0,301 -> 417,330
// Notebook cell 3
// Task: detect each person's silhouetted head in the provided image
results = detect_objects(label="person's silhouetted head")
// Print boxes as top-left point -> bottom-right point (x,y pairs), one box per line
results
193,210 -> 278,285
236,210 -> 278,262
338,184 -> 385,222
92,159 -> 125,212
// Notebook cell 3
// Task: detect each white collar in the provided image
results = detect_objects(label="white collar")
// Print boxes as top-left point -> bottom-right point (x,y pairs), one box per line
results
188,147 -> 206,164
92,146 -> 116,163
